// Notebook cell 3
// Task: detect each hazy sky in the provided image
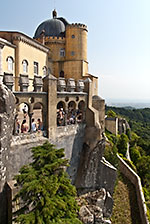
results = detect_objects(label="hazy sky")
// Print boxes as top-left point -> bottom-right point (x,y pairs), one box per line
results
0,0 -> 150,102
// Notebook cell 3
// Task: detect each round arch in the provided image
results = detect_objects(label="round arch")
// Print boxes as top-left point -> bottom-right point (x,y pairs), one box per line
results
68,101 -> 76,111
78,100 -> 86,111
57,101 -> 66,110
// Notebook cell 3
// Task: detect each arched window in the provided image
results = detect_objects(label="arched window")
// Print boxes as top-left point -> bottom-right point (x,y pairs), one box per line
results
22,60 -> 28,73
34,62 -> 39,75
59,70 -> 64,77
60,48 -> 65,57
7,56 -> 14,72
43,66 -> 47,76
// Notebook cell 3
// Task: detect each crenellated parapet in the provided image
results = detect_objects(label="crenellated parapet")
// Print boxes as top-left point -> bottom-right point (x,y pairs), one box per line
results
67,23 -> 88,32
36,36 -> 65,45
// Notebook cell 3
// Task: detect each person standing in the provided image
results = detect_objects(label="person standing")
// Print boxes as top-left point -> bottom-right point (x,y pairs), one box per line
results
31,118 -> 37,132
21,120 -> 28,133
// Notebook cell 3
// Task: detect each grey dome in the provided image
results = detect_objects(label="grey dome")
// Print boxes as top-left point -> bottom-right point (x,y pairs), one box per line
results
34,18 -> 66,38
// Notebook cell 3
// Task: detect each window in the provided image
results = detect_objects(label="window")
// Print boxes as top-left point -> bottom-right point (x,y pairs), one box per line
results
22,60 -> 28,73
71,51 -> 75,56
7,57 -> 13,72
60,48 -> 65,57
43,66 -> 47,76
59,70 -> 64,77
34,62 -> 38,75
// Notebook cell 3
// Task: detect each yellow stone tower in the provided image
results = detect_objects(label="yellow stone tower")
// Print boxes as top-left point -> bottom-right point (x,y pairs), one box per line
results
34,10 -> 88,80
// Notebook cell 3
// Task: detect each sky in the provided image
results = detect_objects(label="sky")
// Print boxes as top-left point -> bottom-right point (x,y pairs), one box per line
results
0,0 -> 150,103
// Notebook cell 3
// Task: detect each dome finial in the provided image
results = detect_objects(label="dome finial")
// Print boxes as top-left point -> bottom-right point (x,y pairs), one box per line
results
52,9 -> 57,18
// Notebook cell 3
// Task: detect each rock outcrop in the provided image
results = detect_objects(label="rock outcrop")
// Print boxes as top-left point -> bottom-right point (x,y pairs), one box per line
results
78,189 -> 112,224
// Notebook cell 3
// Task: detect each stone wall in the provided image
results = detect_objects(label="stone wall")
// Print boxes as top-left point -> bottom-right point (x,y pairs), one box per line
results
0,84 -> 15,224
117,154 -> 149,224
105,117 -> 118,135
8,133 -> 47,181
52,123 -> 86,183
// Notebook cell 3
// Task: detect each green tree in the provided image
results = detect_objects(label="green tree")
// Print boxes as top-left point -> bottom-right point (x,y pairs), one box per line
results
136,156 -> 150,188
107,110 -> 116,118
117,133 -> 129,156
129,146 -> 141,165
13,141 -> 82,224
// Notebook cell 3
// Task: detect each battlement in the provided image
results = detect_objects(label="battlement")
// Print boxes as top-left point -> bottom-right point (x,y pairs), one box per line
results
45,36 -> 65,41
36,36 -> 65,44
67,23 -> 88,31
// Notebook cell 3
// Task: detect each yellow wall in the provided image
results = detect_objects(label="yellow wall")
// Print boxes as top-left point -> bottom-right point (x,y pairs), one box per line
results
13,40 -> 49,91
65,25 -> 87,61
45,37 -> 65,61
2,45 -> 15,75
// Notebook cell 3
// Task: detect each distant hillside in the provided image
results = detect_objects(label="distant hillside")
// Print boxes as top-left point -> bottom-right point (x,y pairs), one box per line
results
106,106 -> 150,142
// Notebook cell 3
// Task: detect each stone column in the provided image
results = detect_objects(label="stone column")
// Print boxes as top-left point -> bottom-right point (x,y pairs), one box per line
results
43,74 -> 57,140
29,112 -> 33,133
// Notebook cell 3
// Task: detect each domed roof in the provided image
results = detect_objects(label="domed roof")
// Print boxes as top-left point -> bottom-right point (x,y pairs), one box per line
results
34,18 -> 66,39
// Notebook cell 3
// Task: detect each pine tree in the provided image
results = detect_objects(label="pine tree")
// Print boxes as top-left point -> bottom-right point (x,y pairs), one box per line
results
13,141 -> 82,224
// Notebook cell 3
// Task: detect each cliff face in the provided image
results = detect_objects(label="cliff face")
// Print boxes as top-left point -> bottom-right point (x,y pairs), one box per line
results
75,136 -> 117,224
75,138 -> 117,196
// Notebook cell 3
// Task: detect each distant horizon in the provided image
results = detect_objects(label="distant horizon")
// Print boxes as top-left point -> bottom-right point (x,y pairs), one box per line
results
106,98 -> 150,103
105,98 -> 150,109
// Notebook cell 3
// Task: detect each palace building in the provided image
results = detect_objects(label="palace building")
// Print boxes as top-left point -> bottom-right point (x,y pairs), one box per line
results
0,10 -> 98,94
0,9 -> 104,139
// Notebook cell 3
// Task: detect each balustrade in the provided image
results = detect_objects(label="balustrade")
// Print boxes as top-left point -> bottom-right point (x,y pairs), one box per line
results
2,73 -> 85,94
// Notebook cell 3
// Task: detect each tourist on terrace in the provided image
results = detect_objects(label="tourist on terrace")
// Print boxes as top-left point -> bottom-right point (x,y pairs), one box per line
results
57,108 -> 65,126
37,118 -> 43,131
21,120 -> 28,133
31,118 -> 37,132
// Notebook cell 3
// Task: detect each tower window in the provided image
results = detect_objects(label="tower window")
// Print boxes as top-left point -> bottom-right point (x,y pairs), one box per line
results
34,62 -> 39,75
7,56 -> 14,72
71,35 -> 75,38
60,48 -> 65,57
59,70 -> 64,78
71,51 -> 75,56
22,60 -> 28,73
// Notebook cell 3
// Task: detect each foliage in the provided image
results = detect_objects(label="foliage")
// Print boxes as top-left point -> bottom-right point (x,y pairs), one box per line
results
107,110 -> 116,118
104,144 -> 118,168
106,106 -> 150,143
13,141 -> 82,224
117,133 -> 129,157
136,156 -> 150,188
129,146 -> 141,165
105,105 -> 150,215
119,154 -> 137,172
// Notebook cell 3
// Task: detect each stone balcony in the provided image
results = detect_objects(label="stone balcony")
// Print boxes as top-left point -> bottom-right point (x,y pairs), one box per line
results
2,73 -> 86,94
